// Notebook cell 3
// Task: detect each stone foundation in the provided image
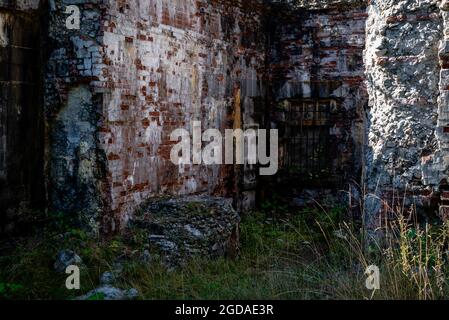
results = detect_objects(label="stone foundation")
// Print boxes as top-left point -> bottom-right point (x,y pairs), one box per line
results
130,195 -> 240,264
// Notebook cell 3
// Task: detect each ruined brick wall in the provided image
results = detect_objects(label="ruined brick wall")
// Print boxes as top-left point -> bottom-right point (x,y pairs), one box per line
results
98,0 -> 265,226
6,0 -> 449,235
45,0 -> 265,231
0,0 -> 45,234
364,0 -> 444,221
267,1 -> 367,193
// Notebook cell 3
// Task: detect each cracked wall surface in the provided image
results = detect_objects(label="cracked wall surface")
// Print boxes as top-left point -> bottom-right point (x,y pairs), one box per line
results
0,0 -> 44,233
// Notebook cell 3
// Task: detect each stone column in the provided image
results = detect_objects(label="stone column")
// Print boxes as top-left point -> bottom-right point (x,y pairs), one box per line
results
364,0 -> 443,225
437,0 -> 449,221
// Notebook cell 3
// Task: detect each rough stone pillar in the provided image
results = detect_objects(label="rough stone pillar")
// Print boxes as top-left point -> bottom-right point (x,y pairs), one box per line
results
437,0 -> 449,221
364,0 -> 443,225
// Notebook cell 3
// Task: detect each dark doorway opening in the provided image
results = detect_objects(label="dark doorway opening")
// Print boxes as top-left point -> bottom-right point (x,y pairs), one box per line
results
281,99 -> 338,189
0,8 -> 45,235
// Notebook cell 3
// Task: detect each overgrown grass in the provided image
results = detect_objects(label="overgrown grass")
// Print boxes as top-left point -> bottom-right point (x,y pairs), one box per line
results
0,199 -> 448,300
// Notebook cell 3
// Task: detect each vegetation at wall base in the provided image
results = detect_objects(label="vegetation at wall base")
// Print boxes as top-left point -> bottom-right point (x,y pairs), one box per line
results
0,197 -> 448,300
